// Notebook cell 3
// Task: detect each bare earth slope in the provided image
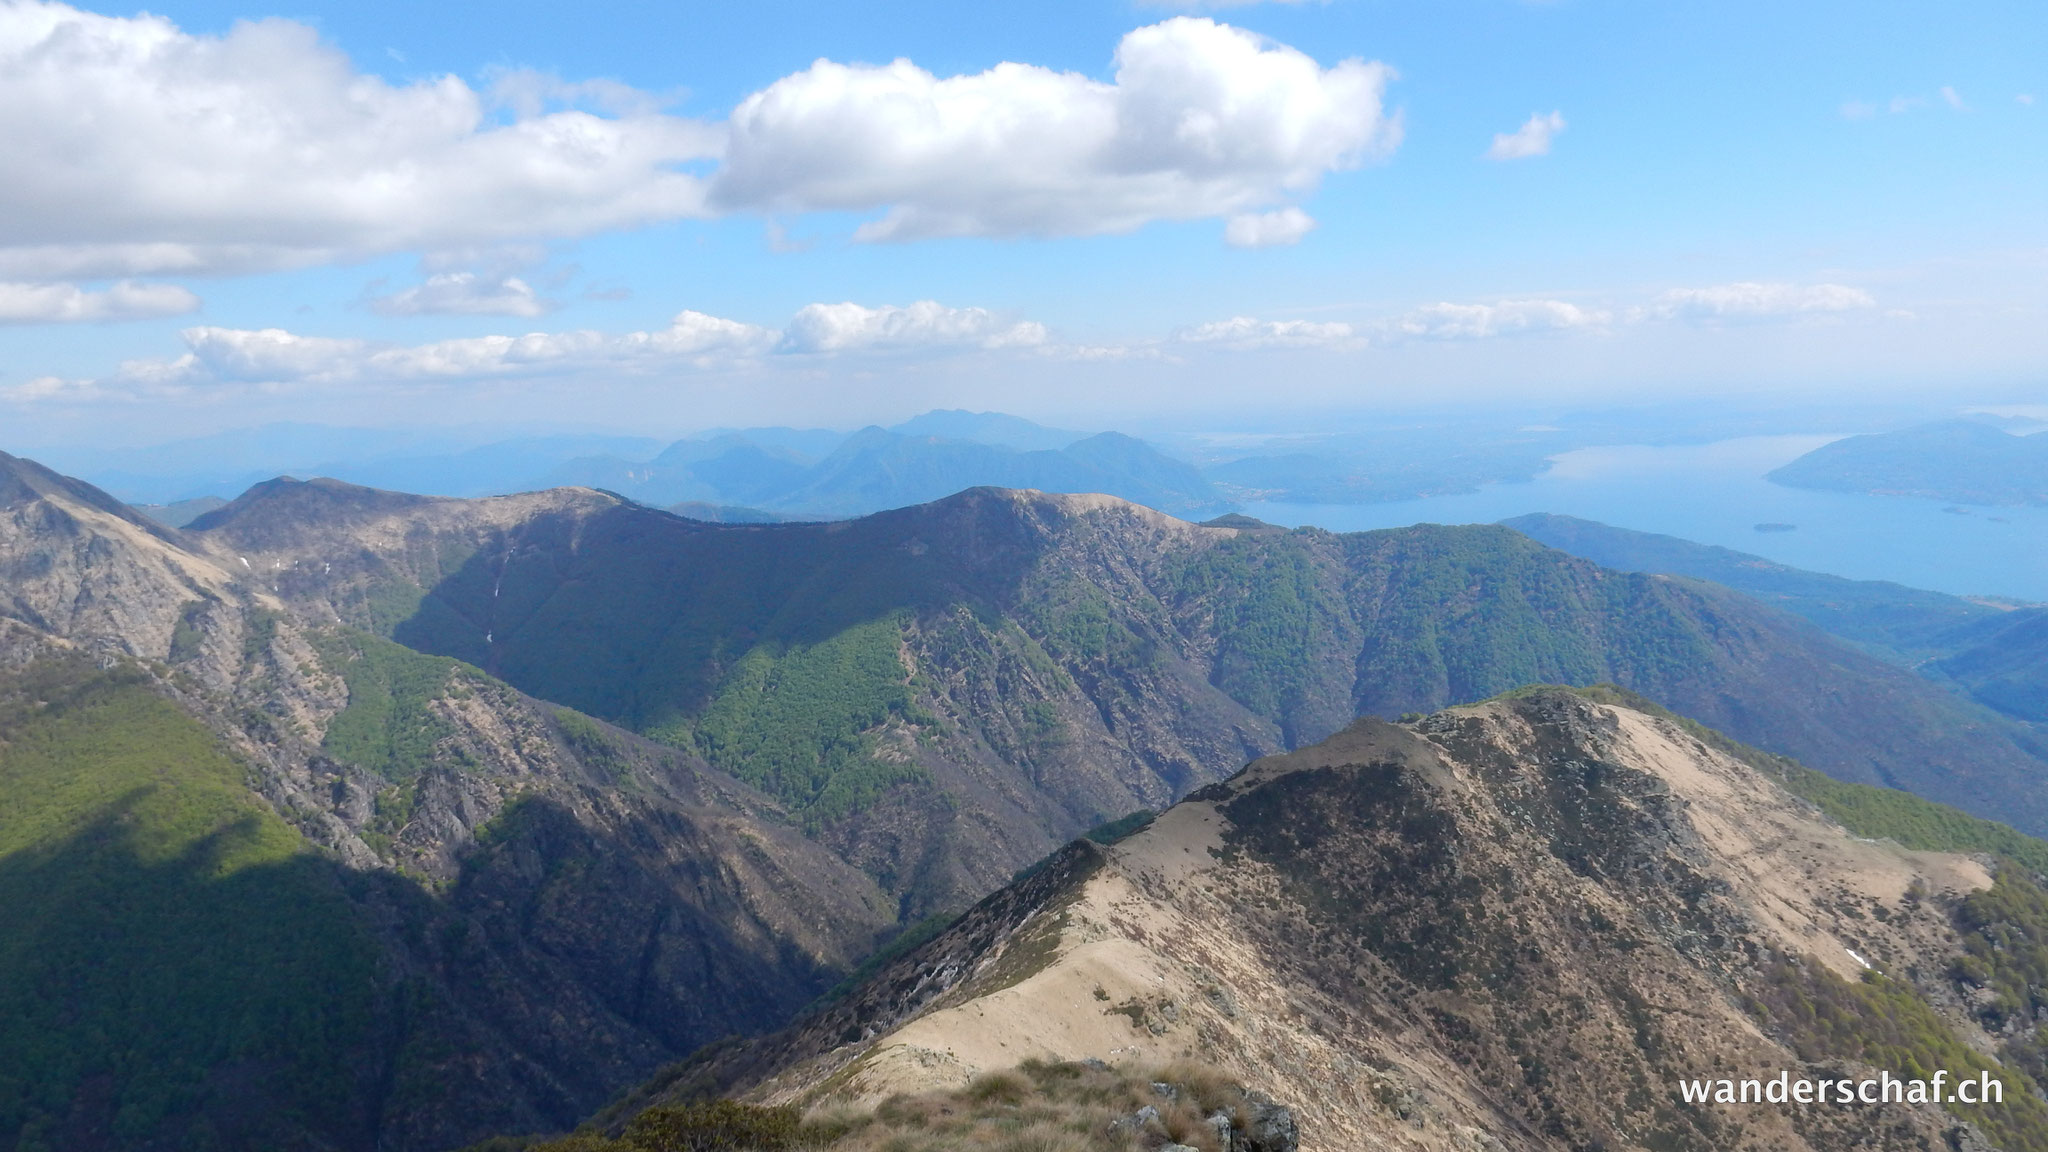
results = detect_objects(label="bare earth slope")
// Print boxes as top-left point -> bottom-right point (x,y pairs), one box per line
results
671,692 -> 2033,1152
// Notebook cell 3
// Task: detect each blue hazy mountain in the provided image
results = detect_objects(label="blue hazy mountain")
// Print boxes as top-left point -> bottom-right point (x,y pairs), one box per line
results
63,423 -> 663,504
1204,426 -> 1574,503
1500,513 -> 2000,656
540,418 -> 1230,520
1925,608 -> 2048,723
1505,512 -> 2048,724
1768,419 -> 2048,505
886,408 -> 1084,451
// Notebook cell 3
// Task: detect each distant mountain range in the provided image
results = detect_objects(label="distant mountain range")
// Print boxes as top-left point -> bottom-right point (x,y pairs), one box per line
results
540,425 -> 1231,520
10,447 -> 2048,1149
1769,418 -> 2048,505
59,407 -> 1795,521
1506,512 -> 2048,723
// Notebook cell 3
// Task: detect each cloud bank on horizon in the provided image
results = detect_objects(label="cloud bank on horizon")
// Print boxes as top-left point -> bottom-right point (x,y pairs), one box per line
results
10,279 -> 1884,403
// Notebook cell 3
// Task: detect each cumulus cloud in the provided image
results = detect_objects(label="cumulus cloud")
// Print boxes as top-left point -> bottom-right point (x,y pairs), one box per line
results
1224,207 -> 1316,248
1386,299 -> 1603,340
1176,315 -> 1357,350
779,301 -> 1047,353
368,272 -> 555,318
0,0 -> 718,278
0,280 -> 199,324
1486,111 -> 1565,160
0,7 -> 1393,273
712,17 -> 1399,242
1650,282 -> 1876,321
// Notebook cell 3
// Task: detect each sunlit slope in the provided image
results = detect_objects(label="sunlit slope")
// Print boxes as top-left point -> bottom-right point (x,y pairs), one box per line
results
649,690 -> 2048,1152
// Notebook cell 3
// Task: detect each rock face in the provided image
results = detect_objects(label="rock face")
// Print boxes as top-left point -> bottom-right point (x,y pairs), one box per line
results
673,691 -> 2039,1152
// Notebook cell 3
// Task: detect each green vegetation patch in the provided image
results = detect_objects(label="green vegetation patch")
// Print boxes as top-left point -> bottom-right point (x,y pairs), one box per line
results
1951,872 -> 2048,1112
679,614 -> 932,824
1747,958 -> 2048,1152
1168,532 -> 1341,735
0,656 -> 380,1150
314,628 -> 468,785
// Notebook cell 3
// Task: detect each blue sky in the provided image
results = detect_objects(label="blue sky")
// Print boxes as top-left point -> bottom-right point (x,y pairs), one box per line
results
0,0 -> 2042,446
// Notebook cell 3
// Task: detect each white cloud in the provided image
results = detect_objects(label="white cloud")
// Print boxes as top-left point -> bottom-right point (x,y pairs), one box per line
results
0,0 -> 718,278
0,280 -> 198,324
0,8 -> 1392,273
1840,100 -> 1877,120
1387,299 -> 1603,339
712,17 -> 1398,242
1176,315 -> 1357,350
1224,207 -> 1316,248
102,310 -> 778,392
368,272 -> 554,318
1,374 -> 97,402
1651,282 -> 1876,321
779,301 -> 1046,353
1486,111 -> 1565,161
2020,94 -> 2037,107
1940,85 -> 1967,111
6,299 -> 1061,400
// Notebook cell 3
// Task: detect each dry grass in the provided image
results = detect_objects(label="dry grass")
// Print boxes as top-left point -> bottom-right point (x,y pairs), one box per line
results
525,1060 -> 1251,1152
809,1060 -> 1243,1152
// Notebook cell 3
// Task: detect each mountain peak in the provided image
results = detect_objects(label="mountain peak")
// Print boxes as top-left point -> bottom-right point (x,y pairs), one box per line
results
186,474 -> 439,531
0,448 -> 182,543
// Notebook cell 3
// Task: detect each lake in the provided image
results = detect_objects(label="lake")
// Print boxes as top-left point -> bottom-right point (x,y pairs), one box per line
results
1243,434 -> 2048,602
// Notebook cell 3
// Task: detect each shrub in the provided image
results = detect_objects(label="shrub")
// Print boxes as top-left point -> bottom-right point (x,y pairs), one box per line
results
624,1100 -> 803,1152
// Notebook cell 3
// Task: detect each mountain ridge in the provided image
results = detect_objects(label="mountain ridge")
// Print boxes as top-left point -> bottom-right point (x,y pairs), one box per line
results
602,689 -> 2041,1152
0,458 -> 904,1150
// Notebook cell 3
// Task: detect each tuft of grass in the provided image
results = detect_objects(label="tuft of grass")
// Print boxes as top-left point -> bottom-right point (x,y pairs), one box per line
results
964,1071 -> 1032,1106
